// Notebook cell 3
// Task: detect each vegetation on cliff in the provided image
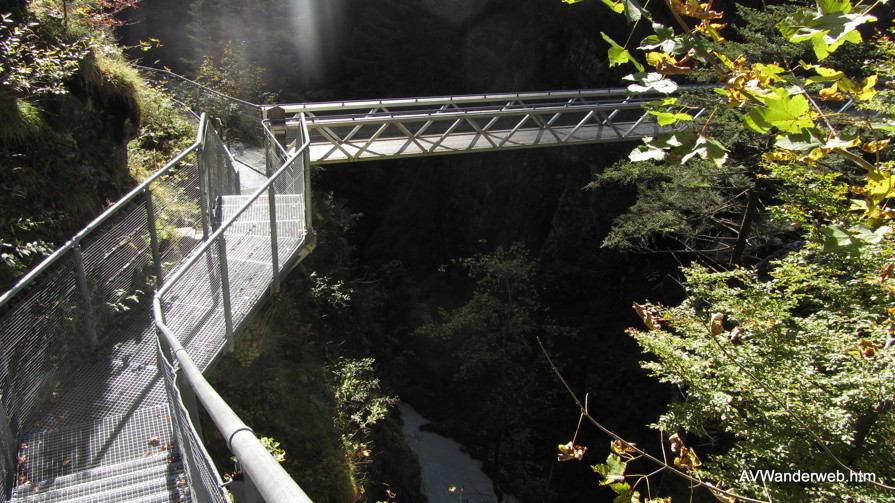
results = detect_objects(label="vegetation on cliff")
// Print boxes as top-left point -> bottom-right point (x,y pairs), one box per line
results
0,0 -> 192,291
553,0 -> 895,501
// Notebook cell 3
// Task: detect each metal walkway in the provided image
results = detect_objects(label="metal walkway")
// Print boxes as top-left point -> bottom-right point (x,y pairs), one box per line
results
1,70 -> 686,503
265,88 -> 688,164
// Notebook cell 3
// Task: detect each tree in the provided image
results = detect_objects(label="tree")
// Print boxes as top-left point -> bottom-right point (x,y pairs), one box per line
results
416,244 -> 568,500
551,1 -> 895,501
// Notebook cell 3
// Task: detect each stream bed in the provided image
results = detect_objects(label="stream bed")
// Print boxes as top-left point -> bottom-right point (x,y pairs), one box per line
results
398,403 -> 520,503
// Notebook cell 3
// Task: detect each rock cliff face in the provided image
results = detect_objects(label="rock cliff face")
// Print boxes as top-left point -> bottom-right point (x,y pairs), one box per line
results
0,55 -> 141,289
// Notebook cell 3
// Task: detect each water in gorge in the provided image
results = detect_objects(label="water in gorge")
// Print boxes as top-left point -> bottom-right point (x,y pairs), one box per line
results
398,403 -> 521,503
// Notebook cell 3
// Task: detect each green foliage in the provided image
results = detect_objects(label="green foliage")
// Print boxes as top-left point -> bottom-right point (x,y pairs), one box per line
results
330,357 -> 397,496
128,79 -> 195,178
632,234 -> 895,501
260,437 -> 286,463
196,41 -> 275,104
415,244 -> 571,497
0,12 -> 86,97
562,0 -> 895,500
0,96 -> 44,142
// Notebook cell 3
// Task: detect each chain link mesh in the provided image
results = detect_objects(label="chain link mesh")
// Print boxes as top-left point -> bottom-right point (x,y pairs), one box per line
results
138,66 -> 263,147
0,113 -> 248,500
158,345 -> 228,503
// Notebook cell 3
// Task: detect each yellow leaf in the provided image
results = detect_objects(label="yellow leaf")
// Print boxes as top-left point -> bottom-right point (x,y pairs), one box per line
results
696,20 -> 727,42
710,313 -> 725,335
669,0 -> 723,19
819,83 -> 846,101
861,139 -> 890,153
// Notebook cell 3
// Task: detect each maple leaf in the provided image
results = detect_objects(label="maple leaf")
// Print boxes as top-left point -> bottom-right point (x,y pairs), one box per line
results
602,32 -> 644,72
592,453 -> 628,484
744,93 -> 817,134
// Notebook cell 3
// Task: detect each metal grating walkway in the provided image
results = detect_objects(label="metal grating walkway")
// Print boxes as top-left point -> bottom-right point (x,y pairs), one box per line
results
3,81 -> 691,503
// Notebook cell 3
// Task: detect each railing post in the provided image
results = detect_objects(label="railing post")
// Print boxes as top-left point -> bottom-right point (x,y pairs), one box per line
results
265,132 -> 280,293
72,243 -> 98,347
0,396 -> 16,477
176,373 -> 204,440
144,189 -> 165,286
217,236 -> 234,351
302,114 -> 313,234
197,131 -> 211,240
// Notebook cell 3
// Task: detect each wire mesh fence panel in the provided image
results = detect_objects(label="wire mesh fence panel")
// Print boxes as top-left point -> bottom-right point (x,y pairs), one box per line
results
264,125 -> 288,171
158,348 -> 228,503
219,199 -> 276,330
160,245 -> 227,371
272,155 -> 307,270
152,155 -> 206,277
138,66 -> 263,147
201,124 -> 239,233
0,253 -> 85,442
79,200 -> 154,347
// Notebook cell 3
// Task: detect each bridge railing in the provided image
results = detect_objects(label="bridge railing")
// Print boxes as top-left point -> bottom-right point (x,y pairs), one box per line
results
264,88 -> 690,163
0,113 -> 240,497
153,113 -> 314,503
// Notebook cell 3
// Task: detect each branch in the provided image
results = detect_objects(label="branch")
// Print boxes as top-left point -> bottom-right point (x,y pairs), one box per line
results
536,337 -> 770,503
662,0 -> 692,35
836,147 -> 875,172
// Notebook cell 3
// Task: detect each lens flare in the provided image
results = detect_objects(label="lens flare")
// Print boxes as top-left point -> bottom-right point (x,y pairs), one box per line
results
288,0 -> 345,86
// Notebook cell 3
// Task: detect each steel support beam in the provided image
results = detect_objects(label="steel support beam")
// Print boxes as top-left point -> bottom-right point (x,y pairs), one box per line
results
72,243 -> 98,348
145,189 -> 164,285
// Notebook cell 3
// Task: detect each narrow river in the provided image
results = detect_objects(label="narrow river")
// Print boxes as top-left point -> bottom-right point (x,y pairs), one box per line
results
398,403 -> 520,503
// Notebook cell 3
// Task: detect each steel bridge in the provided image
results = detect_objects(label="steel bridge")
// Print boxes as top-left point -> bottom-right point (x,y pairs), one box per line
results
0,68 -> 692,503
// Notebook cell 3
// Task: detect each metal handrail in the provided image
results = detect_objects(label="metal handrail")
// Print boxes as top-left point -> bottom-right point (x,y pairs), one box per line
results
156,132 -> 310,298
153,306 -> 312,503
266,87 -> 640,114
291,101 -> 653,128
137,65 -> 261,109
153,114 -> 313,502
0,115 -> 208,309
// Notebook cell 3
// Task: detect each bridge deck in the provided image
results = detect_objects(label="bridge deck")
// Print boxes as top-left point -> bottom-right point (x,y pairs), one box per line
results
308,121 -> 665,164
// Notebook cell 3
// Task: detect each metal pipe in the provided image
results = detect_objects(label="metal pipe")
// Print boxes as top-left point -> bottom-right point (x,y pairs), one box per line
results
269,88 -> 638,113
289,101 -> 653,129
264,131 -> 281,292
153,300 -> 312,503
0,115 -> 208,309
198,135 -> 211,239
268,180 -> 280,292
267,84 -> 712,115
145,189 -> 164,285
218,237 -> 234,350
300,113 -> 313,234
72,244 -> 98,347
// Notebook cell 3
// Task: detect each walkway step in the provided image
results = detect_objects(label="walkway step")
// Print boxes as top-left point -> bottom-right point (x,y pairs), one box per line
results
15,452 -> 170,495
12,458 -> 188,503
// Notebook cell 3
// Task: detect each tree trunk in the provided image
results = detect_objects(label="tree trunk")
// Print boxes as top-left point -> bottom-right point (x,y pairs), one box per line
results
730,179 -> 762,266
